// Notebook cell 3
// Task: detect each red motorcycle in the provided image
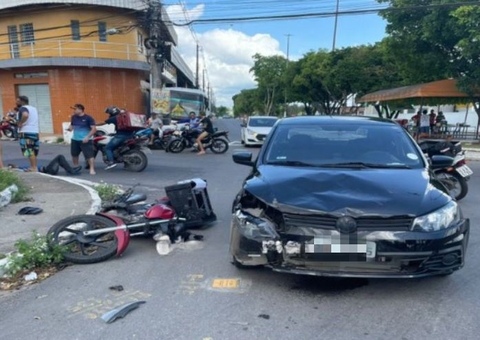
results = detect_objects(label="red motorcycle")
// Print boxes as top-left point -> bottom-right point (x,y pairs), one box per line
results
0,117 -> 18,139
47,179 -> 216,264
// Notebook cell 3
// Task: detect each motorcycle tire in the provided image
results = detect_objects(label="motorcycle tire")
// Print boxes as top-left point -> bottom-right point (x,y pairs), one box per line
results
210,138 -> 229,154
168,138 -> 186,153
47,215 -> 119,264
4,128 -> 15,139
123,149 -> 148,172
439,171 -> 468,201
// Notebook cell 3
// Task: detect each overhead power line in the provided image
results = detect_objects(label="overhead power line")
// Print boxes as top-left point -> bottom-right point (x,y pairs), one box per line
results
164,1 -> 480,26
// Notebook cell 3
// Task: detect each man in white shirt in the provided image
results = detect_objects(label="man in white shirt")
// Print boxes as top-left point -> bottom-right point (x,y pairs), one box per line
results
16,95 -> 40,172
419,109 -> 430,139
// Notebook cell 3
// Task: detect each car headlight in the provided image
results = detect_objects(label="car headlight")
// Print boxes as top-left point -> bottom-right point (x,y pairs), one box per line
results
247,129 -> 257,136
412,201 -> 460,232
234,210 -> 278,238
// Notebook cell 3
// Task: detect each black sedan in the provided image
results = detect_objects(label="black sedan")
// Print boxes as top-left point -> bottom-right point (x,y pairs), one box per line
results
229,116 -> 469,278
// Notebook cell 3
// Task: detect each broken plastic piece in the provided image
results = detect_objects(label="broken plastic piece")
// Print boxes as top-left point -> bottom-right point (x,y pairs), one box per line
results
24,272 -> 38,281
18,206 -> 43,215
109,285 -> 124,291
100,301 -> 146,324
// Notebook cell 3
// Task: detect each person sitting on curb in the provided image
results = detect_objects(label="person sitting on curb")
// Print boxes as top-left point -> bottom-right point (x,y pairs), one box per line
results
8,154 -> 82,175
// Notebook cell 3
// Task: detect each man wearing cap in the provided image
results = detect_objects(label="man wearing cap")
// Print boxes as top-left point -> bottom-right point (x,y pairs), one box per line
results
67,104 -> 96,175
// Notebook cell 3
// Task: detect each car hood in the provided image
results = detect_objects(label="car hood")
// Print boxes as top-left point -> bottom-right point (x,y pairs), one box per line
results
244,165 -> 450,217
246,126 -> 273,134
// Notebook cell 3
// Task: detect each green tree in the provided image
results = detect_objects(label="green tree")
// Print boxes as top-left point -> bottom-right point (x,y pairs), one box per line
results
232,88 -> 260,117
378,0 -> 480,125
216,105 -> 229,117
250,53 -> 287,115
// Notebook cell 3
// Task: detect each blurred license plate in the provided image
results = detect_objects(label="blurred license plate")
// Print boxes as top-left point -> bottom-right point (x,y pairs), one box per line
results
457,165 -> 473,177
305,238 -> 376,260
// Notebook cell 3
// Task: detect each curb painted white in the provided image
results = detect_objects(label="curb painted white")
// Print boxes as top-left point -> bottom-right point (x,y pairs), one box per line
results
36,173 -> 102,214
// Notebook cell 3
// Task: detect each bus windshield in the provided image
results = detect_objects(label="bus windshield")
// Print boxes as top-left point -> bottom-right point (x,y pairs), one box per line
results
152,88 -> 209,120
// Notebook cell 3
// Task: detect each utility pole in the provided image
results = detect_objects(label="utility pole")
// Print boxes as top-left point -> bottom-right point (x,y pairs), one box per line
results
202,68 -> 205,92
195,44 -> 200,88
284,34 -> 291,118
332,0 -> 340,51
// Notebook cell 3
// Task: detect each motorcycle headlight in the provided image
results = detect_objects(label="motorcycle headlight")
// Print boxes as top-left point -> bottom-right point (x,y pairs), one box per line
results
234,210 -> 277,238
412,201 -> 460,232
247,129 -> 257,136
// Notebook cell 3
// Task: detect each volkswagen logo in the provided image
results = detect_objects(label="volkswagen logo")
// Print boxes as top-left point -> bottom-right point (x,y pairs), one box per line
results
336,216 -> 357,234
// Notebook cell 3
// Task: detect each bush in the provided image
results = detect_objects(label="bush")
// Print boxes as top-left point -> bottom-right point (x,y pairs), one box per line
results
94,182 -> 123,202
0,169 -> 30,203
1,231 -> 66,276
55,137 -> 65,143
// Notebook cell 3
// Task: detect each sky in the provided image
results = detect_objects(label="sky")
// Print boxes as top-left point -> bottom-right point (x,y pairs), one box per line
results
164,0 -> 388,109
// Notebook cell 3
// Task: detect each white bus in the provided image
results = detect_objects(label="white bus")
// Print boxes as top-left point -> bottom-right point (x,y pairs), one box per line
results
152,87 -> 210,121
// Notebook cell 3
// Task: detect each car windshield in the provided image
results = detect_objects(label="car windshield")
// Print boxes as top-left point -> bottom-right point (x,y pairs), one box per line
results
249,118 -> 278,127
264,123 -> 424,169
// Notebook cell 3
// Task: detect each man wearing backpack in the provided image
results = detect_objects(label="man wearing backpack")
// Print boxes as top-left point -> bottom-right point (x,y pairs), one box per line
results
102,107 -> 134,170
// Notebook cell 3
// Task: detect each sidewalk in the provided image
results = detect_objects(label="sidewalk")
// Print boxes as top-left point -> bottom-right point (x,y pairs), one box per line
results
0,172 -> 100,255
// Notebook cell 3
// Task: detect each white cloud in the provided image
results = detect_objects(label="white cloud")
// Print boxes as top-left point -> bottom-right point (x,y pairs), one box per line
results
166,4 -> 285,108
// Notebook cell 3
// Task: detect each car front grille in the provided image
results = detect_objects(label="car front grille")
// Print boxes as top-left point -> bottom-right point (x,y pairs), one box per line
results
283,213 -> 413,231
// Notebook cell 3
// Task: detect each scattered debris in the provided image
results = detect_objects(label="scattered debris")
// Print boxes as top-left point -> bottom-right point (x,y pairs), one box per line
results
24,272 -> 38,281
155,235 -> 172,255
0,184 -> 18,208
36,295 -> 48,299
109,285 -> 124,292
101,301 -> 146,324
17,206 -> 43,215
258,314 -> 270,320
230,322 -> 249,326
34,316 -> 41,320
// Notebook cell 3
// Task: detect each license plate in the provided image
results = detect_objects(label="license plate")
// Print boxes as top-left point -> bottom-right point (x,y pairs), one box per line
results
457,165 -> 473,177
305,238 -> 376,260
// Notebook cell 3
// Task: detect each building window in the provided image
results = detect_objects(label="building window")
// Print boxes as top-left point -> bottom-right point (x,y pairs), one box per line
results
137,31 -> 144,53
71,20 -> 81,41
20,23 -> 35,45
8,25 -> 20,58
98,22 -> 107,42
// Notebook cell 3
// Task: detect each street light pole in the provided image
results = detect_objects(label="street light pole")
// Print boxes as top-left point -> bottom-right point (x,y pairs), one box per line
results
284,33 -> 291,118
332,0 -> 340,51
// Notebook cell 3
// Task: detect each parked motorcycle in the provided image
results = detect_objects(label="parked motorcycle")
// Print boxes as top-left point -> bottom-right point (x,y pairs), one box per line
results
166,126 -> 230,154
421,140 -> 473,200
47,179 -> 216,264
0,117 -> 18,139
92,129 -> 152,172
148,127 -> 180,150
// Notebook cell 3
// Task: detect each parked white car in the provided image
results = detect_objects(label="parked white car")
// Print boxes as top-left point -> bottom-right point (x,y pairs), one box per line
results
241,116 -> 278,146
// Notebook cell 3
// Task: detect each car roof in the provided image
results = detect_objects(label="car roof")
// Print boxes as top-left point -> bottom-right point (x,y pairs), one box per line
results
249,116 -> 278,119
278,115 -> 398,126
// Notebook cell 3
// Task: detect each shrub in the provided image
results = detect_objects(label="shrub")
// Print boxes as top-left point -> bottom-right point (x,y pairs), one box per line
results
0,169 -> 30,203
94,182 -> 123,202
1,231 -> 66,276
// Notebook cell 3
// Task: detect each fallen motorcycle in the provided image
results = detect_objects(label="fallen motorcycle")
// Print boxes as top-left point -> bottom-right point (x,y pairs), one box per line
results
47,179 -> 217,264
166,126 -> 229,154
0,117 -> 18,139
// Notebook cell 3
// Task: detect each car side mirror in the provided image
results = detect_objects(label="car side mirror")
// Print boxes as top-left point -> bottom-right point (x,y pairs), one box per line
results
233,152 -> 254,167
430,155 -> 454,170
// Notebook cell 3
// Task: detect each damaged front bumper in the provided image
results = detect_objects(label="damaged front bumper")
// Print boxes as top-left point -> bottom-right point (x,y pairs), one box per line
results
229,210 -> 470,278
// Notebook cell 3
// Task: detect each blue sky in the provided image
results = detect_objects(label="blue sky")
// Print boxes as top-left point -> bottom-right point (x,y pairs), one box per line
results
165,0 -> 389,107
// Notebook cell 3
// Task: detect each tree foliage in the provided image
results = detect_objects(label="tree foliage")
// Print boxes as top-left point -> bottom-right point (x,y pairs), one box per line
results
215,105 -> 229,117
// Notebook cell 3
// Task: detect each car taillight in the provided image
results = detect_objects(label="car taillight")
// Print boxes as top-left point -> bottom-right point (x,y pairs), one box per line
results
456,159 -> 466,166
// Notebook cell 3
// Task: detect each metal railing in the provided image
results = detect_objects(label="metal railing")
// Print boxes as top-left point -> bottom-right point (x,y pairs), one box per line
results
0,39 -> 146,62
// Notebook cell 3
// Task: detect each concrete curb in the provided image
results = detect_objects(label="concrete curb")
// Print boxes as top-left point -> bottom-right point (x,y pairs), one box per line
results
0,175 -> 103,277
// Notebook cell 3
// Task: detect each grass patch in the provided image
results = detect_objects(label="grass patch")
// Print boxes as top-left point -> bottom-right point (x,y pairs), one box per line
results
463,142 -> 480,149
55,137 -> 65,143
94,182 -> 123,201
0,169 -> 30,203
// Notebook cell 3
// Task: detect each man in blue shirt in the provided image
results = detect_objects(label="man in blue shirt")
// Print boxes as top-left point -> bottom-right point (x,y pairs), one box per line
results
67,104 -> 96,175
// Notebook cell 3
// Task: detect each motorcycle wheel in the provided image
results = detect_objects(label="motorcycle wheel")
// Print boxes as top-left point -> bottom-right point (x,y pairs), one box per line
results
4,128 -> 15,138
47,215 -> 119,264
123,149 -> 148,172
168,138 -> 186,153
210,138 -> 229,154
438,171 -> 468,201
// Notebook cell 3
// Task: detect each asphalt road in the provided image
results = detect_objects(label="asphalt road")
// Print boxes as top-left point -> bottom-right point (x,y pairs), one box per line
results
1,119 -> 479,340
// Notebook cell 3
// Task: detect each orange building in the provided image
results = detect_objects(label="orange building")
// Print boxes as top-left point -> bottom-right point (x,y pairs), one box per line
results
0,0 -> 194,134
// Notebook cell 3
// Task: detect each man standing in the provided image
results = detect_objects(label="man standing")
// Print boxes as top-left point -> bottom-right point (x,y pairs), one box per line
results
196,112 -> 215,155
67,104 -> 96,175
16,96 -> 40,172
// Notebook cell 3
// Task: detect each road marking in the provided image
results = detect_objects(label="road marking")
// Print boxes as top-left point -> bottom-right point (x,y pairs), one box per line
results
212,278 -> 240,289
179,274 -> 205,295
229,141 -> 242,145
